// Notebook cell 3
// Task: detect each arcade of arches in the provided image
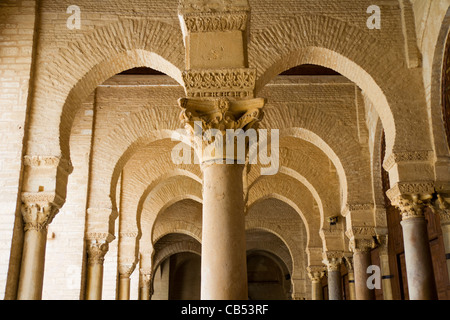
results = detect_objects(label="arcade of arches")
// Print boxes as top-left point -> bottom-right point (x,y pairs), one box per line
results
1,0 -> 450,300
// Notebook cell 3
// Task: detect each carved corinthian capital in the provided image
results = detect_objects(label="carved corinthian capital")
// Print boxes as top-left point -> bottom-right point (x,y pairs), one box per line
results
430,193 -> 450,225
322,252 -> 343,272
85,233 -> 114,265
393,193 -> 433,221
178,97 -> 265,163
86,241 -> 109,266
20,192 -> 63,232
179,97 -> 265,133
386,182 -> 435,221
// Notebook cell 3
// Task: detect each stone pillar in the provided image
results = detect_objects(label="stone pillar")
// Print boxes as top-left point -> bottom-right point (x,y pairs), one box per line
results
433,193 -> 450,281
388,189 -> 438,300
377,234 -> 394,300
139,270 -> 152,300
307,267 -> 325,300
177,0 -> 266,300
323,256 -> 343,300
117,230 -> 138,300
85,234 -> 113,300
177,96 -> 264,301
201,163 -> 248,300
17,192 -> 61,300
351,239 -> 376,300
118,262 -> 136,300
344,257 -> 356,300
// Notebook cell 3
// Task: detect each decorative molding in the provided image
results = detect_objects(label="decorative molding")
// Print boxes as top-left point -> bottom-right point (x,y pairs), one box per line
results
341,203 -> 374,217
348,237 -> 376,253
23,155 -> 73,175
345,226 -> 376,239
182,11 -> 249,33
119,232 -> 139,238
85,232 -> 115,243
382,151 -> 433,171
178,0 -> 250,14
182,68 -> 256,99
386,181 -> 435,204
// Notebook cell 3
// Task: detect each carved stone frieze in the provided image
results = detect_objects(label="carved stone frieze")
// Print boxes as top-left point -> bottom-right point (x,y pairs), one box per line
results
182,11 -> 249,33
386,182 -> 435,203
348,237 -> 377,253
182,68 -> 256,99
23,155 -> 73,175
382,150 -> 434,171
341,203 -> 374,217
178,0 -> 250,14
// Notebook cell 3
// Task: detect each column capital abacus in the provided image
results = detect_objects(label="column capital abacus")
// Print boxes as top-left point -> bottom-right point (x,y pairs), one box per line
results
20,192 -> 63,232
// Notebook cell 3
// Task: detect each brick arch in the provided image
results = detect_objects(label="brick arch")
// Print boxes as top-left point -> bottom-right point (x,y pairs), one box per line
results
87,107 -> 185,214
245,222 -> 305,285
268,125 -> 372,210
247,175 -> 320,249
28,18 -> 184,159
251,15 -> 433,168
151,236 -> 201,275
136,175 -> 202,243
120,151 -> 201,234
245,227 -> 295,275
248,147 -> 341,226
152,220 -> 202,245
429,7 -> 450,183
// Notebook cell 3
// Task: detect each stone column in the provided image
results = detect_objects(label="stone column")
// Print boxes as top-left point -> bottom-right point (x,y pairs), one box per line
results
17,192 -> 61,300
85,234 -> 113,300
117,230 -> 138,300
307,267 -> 325,300
201,163 -> 247,299
351,239 -> 376,300
433,193 -> 450,281
323,256 -> 343,300
377,234 -> 394,300
178,96 -> 264,300
344,256 -> 356,300
388,189 -> 438,300
118,262 -> 136,300
139,269 -> 152,300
